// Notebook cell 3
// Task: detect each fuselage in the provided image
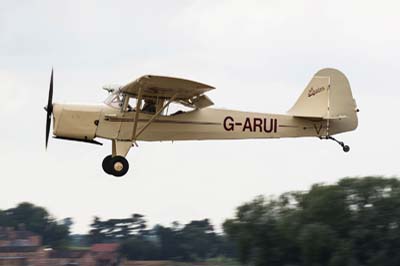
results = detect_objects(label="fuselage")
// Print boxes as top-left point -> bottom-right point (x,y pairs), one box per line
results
52,103 -> 357,143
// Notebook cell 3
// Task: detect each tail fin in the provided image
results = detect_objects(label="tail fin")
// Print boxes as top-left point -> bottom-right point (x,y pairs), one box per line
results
288,68 -> 358,134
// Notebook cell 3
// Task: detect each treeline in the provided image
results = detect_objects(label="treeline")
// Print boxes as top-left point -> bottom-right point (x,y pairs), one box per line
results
224,176 -> 400,266
2,176 -> 400,265
88,215 -> 236,261
0,203 -> 236,261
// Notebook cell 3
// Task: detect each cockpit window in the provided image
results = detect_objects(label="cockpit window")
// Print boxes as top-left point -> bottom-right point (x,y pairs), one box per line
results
142,99 -> 157,114
164,102 -> 193,116
104,93 -> 123,109
104,90 -> 194,115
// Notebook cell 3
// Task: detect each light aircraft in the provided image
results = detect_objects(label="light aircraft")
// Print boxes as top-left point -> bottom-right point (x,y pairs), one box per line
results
45,68 -> 359,177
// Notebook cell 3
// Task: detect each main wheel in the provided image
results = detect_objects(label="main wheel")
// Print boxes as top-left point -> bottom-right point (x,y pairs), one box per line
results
102,155 -> 113,175
110,156 -> 129,177
343,145 -> 350,153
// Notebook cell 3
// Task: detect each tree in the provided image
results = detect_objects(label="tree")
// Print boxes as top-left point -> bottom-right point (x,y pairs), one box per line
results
88,214 -> 146,243
155,224 -> 184,260
119,219 -> 236,262
224,176 -> 400,266
120,236 -> 161,260
179,219 -> 218,260
0,202 -> 71,248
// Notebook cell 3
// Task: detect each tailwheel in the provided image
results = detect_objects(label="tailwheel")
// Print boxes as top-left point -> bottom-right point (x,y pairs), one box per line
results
322,136 -> 351,153
343,145 -> 350,153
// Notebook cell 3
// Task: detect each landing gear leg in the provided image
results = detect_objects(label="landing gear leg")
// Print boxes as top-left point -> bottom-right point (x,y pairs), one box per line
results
102,155 -> 130,177
102,140 -> 133,177
322,136 -> 350,152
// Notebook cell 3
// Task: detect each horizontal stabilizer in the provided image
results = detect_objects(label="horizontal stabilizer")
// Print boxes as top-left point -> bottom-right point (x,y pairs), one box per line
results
293,114 -> 347,120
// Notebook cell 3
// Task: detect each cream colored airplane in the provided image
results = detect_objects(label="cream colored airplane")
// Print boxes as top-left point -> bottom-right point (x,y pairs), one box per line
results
45,68 -> 359,177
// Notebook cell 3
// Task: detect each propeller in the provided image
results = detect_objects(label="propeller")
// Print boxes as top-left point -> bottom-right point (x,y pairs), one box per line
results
45,69 -> 54,149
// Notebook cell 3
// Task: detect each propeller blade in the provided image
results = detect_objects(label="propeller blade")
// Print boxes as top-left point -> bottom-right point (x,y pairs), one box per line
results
45,69 -> 54,149
45,114 -> 51,148
47,69 -> 53,113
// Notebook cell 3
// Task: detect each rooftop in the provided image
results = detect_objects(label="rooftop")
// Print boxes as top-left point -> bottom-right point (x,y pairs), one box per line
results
91,243 -> 119,253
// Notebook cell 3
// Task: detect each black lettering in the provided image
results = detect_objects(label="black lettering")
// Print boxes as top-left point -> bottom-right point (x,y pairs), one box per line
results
223,116 -> 234,131
253,118 -> 262,132
243,118 -> 253,132
263,118 -> 274,133
314,124 -> 323,135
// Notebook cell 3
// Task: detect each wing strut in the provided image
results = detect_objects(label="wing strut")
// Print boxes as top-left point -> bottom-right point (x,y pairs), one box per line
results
134,93 -> 178,140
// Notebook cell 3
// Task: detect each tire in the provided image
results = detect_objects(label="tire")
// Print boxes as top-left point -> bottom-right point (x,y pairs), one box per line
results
343,145 -> 350,153
102,155 -> 113,175
110,156 -> 129,177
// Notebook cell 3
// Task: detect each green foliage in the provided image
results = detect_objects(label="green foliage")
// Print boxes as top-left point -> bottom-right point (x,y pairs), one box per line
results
179,219 -> 219,260
119,219 -> 237,261
88,214 -> 146,243
120,236 -> 161,260
0,202 -> 71,248
4,176 -> 398,265
224,176 -> 400,266
298,223 -> 337,266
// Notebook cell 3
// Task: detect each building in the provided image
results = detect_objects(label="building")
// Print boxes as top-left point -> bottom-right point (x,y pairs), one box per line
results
91,243 -> 120,266
0,227 -> 45,266
44,250 -> 95,266
0,227 -> 121,266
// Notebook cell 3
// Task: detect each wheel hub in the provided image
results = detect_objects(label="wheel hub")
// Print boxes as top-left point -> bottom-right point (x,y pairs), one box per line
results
114,162 -> 124,172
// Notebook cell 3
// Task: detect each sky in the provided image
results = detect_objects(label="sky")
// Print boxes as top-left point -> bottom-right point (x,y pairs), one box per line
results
1,0 -> 399,233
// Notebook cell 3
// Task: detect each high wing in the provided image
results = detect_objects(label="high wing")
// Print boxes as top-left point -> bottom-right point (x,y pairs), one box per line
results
120,75 -> 215,108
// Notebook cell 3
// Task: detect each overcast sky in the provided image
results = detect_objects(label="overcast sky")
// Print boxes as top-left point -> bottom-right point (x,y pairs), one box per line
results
1,0 -> 399,233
